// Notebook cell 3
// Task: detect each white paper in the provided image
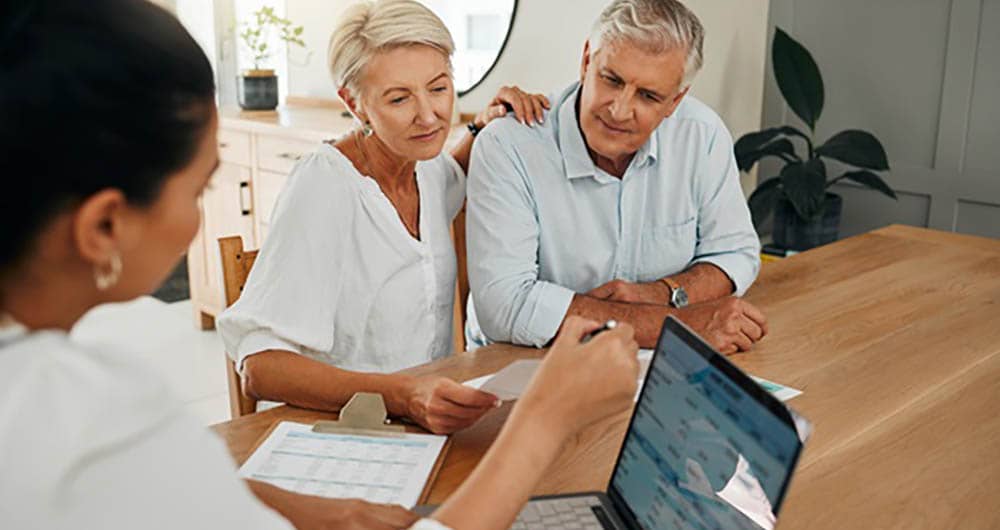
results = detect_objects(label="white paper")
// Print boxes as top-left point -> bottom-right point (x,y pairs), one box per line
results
464,348 -> 803,403
749,375 -> 803,402
477,359 -> 541,400
239,421 -> 447,508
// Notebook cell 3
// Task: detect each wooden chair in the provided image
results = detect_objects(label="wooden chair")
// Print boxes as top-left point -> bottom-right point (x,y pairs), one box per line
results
218,235 -> 259,419
451,207 -> 470,354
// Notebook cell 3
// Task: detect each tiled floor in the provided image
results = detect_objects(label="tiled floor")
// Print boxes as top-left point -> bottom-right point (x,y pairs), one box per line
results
71,297 -> 232,425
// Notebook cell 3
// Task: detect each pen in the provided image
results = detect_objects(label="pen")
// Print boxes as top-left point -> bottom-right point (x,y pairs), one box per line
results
581,319 -> 618,343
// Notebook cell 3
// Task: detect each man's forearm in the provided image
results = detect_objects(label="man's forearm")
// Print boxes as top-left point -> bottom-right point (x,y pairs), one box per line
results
242,350 -> 414,416
564,295 -> 675,348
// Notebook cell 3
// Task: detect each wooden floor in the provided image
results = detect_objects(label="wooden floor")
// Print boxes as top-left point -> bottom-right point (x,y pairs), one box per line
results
213,225 -> 1000,529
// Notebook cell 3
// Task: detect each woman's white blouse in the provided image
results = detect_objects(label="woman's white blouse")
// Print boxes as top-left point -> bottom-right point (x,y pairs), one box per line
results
0,326 -> 452,529
0,327 -> 293,530
218,144 -> 466,373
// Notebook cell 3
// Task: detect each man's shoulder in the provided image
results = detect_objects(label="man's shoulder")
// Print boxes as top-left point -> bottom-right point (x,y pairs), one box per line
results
664,95 -> 728,132
478,113 -> 556,149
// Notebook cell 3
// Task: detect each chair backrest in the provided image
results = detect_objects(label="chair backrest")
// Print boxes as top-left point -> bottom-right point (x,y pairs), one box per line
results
217,235 -> 259,419
451,207 -> 469,353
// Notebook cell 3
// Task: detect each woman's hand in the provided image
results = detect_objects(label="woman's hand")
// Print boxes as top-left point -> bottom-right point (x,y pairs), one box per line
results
424,318 -> 640,530
476,85 -> 550,127
248,481 -> 419,530
287,497 -> 418,530
404,375 -> 500,434
519,317 -> 640,438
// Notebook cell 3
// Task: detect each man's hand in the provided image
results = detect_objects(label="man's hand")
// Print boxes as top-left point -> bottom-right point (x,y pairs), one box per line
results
404,376 -> 500,434
587,279 -> 672,305
674,297 -> 768,354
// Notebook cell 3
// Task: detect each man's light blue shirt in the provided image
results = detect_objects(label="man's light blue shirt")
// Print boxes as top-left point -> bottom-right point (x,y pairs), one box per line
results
466,82 -> 761,347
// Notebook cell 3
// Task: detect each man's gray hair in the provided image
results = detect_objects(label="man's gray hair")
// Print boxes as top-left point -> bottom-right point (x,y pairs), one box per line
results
590,0 -> 705,87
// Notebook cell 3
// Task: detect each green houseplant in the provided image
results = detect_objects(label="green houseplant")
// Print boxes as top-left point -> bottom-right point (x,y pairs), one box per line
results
237,6 -> 305,111
737,28 -> 896,250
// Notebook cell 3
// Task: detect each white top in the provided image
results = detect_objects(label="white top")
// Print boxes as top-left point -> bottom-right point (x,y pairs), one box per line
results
0,323 -> 452,530
0,324 -> 292,530
218,144 -> 465,373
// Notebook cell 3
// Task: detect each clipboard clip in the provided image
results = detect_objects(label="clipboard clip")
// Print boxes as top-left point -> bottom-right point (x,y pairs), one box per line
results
312,392 -> 407,437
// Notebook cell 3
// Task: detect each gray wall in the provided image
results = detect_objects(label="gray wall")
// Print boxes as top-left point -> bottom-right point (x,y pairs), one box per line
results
763,0 -> 1000,239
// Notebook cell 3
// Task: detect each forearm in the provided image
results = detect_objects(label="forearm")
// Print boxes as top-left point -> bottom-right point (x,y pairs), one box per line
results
242,350 -> 414,415
668,262 -> 736,304
449,132 -> 475,174
246,479 -> 302,526
432,408 -> 567,530
565,295 -> 674,348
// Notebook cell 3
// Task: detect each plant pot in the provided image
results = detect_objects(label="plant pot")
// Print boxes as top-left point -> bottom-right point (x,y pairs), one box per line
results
773,193 -> 842,251
237,69 -> 278,111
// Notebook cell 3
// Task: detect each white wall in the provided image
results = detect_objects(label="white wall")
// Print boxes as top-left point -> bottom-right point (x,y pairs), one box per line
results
285,1 -> 769,125
175,0 -> 219,75
458,0 -> 770,192
284,0 -> 349,101
283,0 -> 770,189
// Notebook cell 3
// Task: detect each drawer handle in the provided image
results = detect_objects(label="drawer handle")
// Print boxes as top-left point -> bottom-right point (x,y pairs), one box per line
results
239,181 -> 252,216
277,152 -> 303,161
219,142 -> 229,148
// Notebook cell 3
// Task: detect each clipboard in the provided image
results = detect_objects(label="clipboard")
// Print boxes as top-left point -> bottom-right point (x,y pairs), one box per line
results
241,392 -> 451,505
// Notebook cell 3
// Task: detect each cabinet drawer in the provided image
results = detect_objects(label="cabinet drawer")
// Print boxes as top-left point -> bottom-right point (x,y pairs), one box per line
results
217,128 -> 251,166
257,134 -> 315,174
255,169 -> 290,232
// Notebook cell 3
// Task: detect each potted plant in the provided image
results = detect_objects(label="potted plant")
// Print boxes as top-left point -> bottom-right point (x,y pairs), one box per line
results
736,28 -> 896,251
237,6 -> 305,111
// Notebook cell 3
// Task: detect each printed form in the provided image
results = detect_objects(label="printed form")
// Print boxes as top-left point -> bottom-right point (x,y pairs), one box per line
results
239,421 -> 447,507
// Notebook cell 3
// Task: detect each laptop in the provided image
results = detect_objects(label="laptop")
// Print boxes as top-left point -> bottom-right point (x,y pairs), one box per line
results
422,316 -> 810,530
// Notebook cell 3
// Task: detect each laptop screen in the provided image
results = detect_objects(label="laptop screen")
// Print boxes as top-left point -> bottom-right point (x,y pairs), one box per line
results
609,318 -> 803,530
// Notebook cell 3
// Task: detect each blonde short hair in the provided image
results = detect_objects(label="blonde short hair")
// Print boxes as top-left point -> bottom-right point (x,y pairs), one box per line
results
590,0 -> 705,87
328,0 -> 455,98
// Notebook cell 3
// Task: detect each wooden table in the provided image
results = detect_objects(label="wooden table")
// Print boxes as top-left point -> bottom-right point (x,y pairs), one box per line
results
212,225 -> 1000,529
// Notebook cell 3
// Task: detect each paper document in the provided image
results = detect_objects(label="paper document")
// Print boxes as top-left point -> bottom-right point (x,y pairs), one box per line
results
239,421 -> 447,507
467,359 -> 541,400
750,375 -> 803,401
464,349 -> 803,403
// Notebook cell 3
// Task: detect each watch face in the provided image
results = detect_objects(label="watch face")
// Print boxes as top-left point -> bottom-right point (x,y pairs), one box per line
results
672,287 -> 689,308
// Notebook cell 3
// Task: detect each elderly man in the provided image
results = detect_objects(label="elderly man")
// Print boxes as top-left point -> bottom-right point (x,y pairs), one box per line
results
467,0 -> 767,353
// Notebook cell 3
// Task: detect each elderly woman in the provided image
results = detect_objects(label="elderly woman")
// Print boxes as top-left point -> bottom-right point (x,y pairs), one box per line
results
216,0 -> 548,434
0,1 -> 640,529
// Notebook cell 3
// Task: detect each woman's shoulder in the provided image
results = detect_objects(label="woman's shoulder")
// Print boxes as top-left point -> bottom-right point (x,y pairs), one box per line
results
268,143 -> 366,223
0,331 -> 176,443
284,143 -> 366,196
0,333 -> 178,490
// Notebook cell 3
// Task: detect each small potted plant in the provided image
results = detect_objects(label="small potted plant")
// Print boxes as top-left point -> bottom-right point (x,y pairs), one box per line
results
737,28 -> 896,251
237,6 -> 305,111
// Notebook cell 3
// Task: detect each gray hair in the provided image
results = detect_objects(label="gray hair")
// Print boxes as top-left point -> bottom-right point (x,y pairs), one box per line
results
590,0 -> 705,87
328,0 -> 455,99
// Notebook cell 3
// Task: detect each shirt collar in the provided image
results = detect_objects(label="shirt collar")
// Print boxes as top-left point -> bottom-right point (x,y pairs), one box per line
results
555,82 -> 659,181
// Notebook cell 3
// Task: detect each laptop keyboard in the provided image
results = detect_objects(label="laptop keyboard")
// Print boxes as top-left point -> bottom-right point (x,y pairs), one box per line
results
511,496 -> 611,530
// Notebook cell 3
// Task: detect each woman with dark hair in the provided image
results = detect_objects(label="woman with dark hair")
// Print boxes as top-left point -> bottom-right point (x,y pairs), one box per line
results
0,2 -> 639,530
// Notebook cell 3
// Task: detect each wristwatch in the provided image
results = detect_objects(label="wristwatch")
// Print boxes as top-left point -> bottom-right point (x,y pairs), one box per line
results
661,278 -> 689,308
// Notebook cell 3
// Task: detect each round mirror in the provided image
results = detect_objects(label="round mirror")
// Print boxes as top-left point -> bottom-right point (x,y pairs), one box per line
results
417,0 -> 518,95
